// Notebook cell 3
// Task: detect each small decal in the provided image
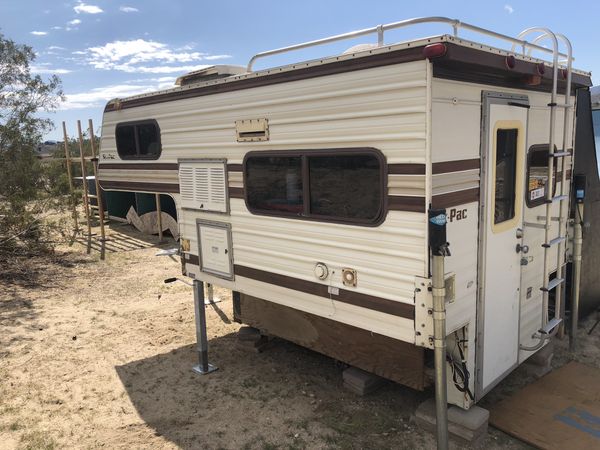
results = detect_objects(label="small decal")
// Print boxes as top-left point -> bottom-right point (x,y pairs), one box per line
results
429,213 -> 447,226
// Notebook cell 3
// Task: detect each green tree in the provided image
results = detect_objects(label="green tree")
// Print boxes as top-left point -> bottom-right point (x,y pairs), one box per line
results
0,33 -> 64,253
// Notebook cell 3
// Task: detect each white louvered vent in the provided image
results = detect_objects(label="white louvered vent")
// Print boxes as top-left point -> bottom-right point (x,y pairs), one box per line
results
178,161 -> 228,213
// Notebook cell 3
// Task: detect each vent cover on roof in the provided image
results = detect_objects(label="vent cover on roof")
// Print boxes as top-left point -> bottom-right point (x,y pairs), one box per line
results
179,160 -> 228,213
175,65 -> 247,86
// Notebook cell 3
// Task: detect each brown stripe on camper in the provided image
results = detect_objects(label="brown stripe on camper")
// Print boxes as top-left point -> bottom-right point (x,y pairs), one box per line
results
98,163 -> 179,171
99,180 -> 180,193
388,163 -> 426,175
431,187 -> 479,208
227,163 -> 243,173
432,158 -> 480,174
228,187 -> 245,199
388,195 -> 426,213
234,264 -> 415,320
185,253 -> 200,266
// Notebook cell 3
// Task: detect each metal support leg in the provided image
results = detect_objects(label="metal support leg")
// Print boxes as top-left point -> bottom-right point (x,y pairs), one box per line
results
432,254 -> 449,450
192,280 -> 218,375
429,208 -> 449,450
570,204 -> 584,351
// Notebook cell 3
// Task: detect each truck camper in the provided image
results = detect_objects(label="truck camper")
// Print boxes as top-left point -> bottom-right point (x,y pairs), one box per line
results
98,17 -> 595,411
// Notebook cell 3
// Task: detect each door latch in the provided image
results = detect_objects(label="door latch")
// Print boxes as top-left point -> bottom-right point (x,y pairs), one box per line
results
516,243 -> 529,254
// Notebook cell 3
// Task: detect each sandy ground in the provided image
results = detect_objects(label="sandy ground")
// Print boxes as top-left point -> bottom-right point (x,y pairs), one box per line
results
1,222 -> 599,450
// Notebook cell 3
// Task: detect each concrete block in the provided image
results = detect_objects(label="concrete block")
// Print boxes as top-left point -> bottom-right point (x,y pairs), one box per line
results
526,340 -> 554,367
238,334 -> 272,353
342,367 -> 386,396
237,326 -> 261,342
522,359 -> 552,379
414,398 -> 489,445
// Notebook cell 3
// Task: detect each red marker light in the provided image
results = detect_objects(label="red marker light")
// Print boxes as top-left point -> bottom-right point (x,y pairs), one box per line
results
505,55 -> 516,69
536,63 -> 546,75
423,43 -> 447,59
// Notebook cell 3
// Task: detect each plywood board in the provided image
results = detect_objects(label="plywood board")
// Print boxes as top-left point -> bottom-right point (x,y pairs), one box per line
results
239,294 -> 426,390
490,361 -> 600,449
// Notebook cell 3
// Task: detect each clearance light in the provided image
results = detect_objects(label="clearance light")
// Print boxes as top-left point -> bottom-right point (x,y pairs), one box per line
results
505,55 -> 516,69
423,43 -> 447,59
536,63 -> 546,75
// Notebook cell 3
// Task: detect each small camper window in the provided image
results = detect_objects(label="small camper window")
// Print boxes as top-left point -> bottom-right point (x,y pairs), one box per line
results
115,120 -> 161,160
494,129 -> 518,225
244,149 -> 384,225
526,145 -> 557,207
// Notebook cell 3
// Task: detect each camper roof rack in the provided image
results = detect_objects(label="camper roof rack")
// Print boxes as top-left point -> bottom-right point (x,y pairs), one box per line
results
175,65 -> 247,86
246,16 -> 570,71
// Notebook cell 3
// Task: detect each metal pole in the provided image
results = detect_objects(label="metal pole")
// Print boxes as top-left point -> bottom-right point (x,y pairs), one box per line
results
62,122 -> 78,232
429,208 -> 449,450
432,254 -> 449,450
192,279 -> 217,375
155,193 -> 163,242
207,283 -> 214,303
570,203 -> 584,351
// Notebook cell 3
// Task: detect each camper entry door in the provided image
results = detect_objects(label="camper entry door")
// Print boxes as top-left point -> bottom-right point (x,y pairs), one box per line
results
478,93 -> 528,396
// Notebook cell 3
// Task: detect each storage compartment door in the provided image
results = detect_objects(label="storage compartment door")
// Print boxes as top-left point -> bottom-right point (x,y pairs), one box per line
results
196,220 -> 233,280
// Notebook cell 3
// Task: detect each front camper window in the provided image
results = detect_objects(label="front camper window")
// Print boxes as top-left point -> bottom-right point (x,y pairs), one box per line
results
526,145 -> 557,207
245,149 -> 384,225
494,128 -> 518,224
115,120 -> 161,160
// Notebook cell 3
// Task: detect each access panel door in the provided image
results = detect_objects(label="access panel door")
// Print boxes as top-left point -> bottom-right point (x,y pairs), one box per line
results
477,93 -> 529,396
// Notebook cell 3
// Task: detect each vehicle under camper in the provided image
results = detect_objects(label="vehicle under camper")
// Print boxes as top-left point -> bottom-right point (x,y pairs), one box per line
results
97,18 -> 595,411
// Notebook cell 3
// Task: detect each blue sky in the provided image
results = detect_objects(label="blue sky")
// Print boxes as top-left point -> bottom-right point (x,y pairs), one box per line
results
2,0 -> 599,141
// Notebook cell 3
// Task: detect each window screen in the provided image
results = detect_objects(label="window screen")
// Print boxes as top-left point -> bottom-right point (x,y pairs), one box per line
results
116,120 -> 161,159
494,129 -> 518,224
526,145 -> 556,207
245,150 -> 384,225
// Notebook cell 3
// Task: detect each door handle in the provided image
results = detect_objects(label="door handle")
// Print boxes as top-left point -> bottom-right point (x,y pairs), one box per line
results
516,243 -> 529,254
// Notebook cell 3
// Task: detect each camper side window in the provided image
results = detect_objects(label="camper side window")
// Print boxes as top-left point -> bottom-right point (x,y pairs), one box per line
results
526,145 -> 556,207
244,150 -> 384,225
115,120 -> 161,160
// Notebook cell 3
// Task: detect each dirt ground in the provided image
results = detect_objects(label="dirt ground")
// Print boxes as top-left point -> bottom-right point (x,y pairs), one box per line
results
1,222 -> 600,450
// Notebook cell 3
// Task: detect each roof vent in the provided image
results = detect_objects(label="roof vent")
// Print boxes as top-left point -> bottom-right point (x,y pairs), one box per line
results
342,43 -> 380,55
175,65 -> 247,86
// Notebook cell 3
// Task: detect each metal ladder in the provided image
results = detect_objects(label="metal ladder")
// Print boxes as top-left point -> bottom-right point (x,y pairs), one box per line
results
514,29 -> 574,349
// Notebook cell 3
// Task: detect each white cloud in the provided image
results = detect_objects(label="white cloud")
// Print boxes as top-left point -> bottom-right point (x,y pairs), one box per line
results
80,39 -> 231,73
69,19 -> 82,25
31,66 -> 72,75
74,2 -> 103,14
61,79 -> 176,110
119,6 -> 139,13
118,64 -> 212,74
52,26 -> 63,30
48,46 -> 66,51
504,4 -> 514,14
30,31 -> 48,36
204,54 -> 232,61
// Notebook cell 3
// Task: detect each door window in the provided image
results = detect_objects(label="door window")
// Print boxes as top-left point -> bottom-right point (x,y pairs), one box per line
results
491,122 -> 524,232
494,128 -> 518,224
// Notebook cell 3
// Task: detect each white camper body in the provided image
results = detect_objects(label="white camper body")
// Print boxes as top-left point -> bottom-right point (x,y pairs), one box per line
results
98,22 -> 592,409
